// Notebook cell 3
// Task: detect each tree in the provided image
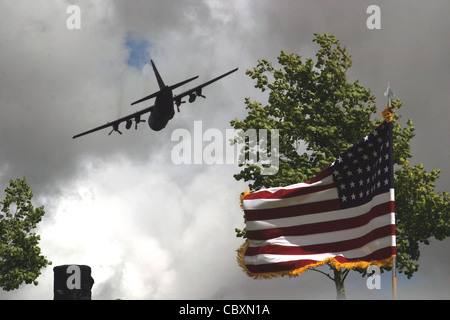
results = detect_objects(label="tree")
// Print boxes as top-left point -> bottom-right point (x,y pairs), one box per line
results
0,177 -> 52,291
232,33 -> 450,299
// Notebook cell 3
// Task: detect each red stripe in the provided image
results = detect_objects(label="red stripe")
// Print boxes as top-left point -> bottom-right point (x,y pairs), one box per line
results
246,201 -> 394,241
245,224 -> 395,256
245,198 -> 340,221
245,247 -> 396,274
244,169 -> 333,201
309,167 -> 332,184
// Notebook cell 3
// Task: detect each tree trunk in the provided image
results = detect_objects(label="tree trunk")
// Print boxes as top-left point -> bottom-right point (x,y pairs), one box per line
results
333,267 -> 346,300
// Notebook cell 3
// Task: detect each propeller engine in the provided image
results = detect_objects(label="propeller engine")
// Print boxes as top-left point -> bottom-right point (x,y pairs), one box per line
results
196,88 -> 206,98
188,89 -> 205,104
175,97 -> 185,112
125,119 -> 133,130
133,115 -> 145,129
116,115 -> 147,134
109,123 -> 122,135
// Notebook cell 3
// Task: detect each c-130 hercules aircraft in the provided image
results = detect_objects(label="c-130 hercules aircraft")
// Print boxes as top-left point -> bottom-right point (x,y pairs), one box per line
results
73,60 -> 238,139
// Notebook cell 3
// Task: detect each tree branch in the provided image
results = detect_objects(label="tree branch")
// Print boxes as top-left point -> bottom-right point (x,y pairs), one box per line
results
308,267 -> 334,281
342,268 -> 350,282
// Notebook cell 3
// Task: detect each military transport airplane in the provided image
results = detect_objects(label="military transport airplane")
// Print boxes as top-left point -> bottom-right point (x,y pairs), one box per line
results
73,60 -> 238,139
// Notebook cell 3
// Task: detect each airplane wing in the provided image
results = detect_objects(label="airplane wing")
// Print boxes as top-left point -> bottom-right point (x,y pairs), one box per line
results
73,105 -> 154,139
173,67 -> 238,105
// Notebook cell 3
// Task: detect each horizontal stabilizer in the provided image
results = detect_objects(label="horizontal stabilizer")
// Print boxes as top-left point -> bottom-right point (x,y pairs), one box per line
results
130,90 -> 160,106
169,75 -> 199,91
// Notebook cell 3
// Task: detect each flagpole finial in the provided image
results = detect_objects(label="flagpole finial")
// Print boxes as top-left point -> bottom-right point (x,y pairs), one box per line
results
384,82 -> 395,105
381,83 -> 395,122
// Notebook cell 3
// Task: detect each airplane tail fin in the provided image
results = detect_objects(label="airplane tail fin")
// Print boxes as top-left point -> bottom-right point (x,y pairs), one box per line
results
151,59 -> 198,90
151,60 -> 166,89
130,60 -> 199,106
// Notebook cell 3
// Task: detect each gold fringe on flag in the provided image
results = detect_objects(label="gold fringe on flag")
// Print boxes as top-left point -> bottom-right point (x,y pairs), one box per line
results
239,190 -> 250,209
236,240 -> 395,280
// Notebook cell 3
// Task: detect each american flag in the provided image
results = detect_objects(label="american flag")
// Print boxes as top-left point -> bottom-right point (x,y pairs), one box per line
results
239,121 -> 396,278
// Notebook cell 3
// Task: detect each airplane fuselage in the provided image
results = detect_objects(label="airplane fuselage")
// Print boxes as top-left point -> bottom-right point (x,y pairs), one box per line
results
148,86 -> 174,131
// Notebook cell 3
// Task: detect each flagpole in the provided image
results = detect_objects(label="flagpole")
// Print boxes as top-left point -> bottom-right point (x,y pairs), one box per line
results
384,83 -> 397,300
392,256 -> 397,299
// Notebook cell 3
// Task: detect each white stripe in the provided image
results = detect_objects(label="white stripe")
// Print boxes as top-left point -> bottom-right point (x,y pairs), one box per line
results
249,174 -> 333,195
243,181 -> 337,211
245,236 -> 395,265
248,213 -> 394,248
246,190 -> 392,231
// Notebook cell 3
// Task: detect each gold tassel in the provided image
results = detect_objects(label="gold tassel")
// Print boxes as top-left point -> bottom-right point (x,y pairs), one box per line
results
239,190 -> 250,209
381,105 -> 393,122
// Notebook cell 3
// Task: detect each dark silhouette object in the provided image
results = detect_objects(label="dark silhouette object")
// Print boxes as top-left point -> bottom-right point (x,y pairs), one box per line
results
73,60 -> 238,138
53,265 -> 94,300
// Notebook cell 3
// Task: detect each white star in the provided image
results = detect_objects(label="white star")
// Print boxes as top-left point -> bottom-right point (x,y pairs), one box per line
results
351,193 -> 356,200
340,183 -> 346,190
341,195 -> 347,202
350,181 -> 355,188
347,152 -> 353,158
384,178 -> 389,185
357,167 -> 363,174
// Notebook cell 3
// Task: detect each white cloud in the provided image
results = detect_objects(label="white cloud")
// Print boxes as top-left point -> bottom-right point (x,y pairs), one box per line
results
22,157 -> 246,300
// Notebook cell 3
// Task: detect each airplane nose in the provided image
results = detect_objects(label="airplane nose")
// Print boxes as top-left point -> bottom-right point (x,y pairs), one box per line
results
148,117 -> 165,131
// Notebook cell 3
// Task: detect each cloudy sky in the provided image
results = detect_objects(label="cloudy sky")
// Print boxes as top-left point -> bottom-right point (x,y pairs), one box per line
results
0,0 -> 449,300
